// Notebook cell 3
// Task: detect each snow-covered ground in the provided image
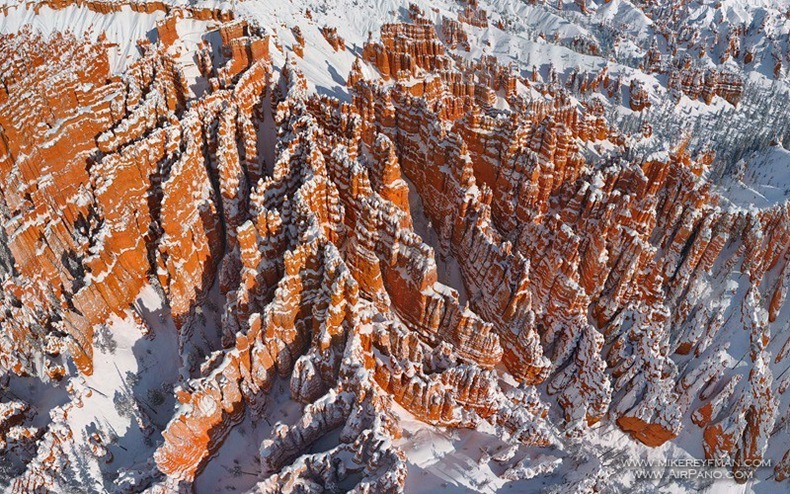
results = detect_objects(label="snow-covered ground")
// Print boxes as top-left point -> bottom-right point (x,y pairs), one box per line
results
62,284 -> 181,490
718,144 -> 790,210
0,283 -> 184,492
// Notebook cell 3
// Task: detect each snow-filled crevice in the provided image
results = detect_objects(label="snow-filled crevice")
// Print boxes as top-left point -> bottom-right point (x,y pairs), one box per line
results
405,175 -> 469,305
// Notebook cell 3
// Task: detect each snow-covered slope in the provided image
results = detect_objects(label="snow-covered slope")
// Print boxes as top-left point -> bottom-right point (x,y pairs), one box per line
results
719,144 -> 790,210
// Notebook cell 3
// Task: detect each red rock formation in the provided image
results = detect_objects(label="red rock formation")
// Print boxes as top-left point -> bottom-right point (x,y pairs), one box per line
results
2,0 -> 234,21
777,449 -> 790,482
368,134 -> 411,217
156,15 -> 179,47
629,79 -> 651,111
292,26 -> 304,58
0,29 -> 128,374
347,57 -> 363,87
458,3 -> 489,28
693,375 -> 742,428
352,20 -> 790,457
150,51 -> 563,483
362,22 -> 450,80
320,26 -> 345,51
0,12 -> 266,377
702,290 -> 779,482
645,42 -> 662,73
664,63 -> 744,106
441,16 -> 470,51
2,6 -> 789,492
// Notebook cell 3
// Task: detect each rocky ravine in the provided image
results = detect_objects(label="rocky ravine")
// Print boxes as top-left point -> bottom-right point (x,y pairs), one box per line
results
0,0 -> 788,493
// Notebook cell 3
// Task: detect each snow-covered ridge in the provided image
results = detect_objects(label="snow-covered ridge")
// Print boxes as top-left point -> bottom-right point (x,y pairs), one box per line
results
0,0 -> 232,71
1,3 -> 165,71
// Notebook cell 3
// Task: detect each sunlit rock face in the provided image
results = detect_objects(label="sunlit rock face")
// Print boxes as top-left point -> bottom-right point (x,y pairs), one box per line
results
1,0 -> 789,492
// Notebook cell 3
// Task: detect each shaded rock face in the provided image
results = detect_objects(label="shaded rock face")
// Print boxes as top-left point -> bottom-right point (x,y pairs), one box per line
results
0,25 -> 224,378
0,4 -> 788,493
0,28 -> 133,376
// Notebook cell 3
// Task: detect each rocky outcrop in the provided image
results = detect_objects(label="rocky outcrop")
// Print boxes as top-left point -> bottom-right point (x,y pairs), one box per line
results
666,66 -> 744,106
0,8 -> 276,376
352,19 -> 789,462
320,26 -> 345,52
441,16 -> 470,51
458,1 -> 489,28
629,80 -> 650,111
0,28 -> 128,375
362,22 -> 450,80
153,59 -> 556,483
